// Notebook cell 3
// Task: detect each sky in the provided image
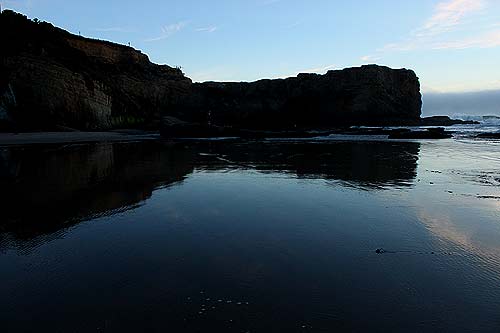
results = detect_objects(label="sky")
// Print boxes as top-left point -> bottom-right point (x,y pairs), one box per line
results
2,0 -> 500,97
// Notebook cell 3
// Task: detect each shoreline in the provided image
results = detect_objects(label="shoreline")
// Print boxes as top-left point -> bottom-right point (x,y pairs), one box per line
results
0,131 -> 160,146
1,124 -> 496,146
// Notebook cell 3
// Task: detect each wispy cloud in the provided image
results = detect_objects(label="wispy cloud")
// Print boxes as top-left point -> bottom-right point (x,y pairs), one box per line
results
298,64 -> 337,74
433,28 -> 500,49
415,0 -> 485,37
196,26 -> 218,33
379,27 -> 500,51
286,20 -> 304,29
360,55 -> 381,62
145,21 -> 188,42
363,0 -> 497,59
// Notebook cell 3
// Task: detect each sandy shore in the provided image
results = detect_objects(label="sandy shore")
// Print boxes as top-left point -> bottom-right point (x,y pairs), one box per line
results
0,131 -> 160,145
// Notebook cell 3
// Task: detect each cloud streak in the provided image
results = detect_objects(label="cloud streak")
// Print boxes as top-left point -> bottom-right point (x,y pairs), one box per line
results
196,26 -> 217,33
433,28 -> 500,49
416,0 -> 485,37
145,21 -> 187,42
361,0 -> 496,60
286,20 -> 304,29
360,55 -> 380,62
298,63 -> 337,74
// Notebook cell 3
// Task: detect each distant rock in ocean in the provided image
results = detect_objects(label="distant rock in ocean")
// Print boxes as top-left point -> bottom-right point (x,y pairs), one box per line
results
1,10 -> 423,133
477,132 -> 500,139
388,127 -> 453,139
420,116 -> 479,126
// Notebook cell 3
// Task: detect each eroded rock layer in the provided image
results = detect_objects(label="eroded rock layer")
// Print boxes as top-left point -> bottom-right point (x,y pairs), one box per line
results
0,10 -> 191,131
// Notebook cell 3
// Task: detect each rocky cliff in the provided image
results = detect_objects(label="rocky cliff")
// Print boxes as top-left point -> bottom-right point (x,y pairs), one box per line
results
0,10 -> 191,131
173,66 -> 422,131
0,10 -> 422,133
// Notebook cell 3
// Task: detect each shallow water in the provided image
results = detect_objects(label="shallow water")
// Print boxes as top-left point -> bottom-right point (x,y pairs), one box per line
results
1,137 -> 500,332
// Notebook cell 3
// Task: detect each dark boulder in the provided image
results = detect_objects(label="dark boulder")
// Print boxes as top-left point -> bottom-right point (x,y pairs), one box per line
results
420,116 -> 479,126
477,132 -> 500,139
389,127 -> 452,139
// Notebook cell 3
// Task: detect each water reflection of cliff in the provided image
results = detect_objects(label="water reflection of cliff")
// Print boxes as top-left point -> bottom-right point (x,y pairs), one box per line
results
194,140 -> 420,188
0,142 -> 195,239
0,140 -> 420,241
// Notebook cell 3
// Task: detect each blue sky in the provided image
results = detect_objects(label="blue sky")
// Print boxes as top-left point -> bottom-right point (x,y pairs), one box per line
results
3,0 -> 500,93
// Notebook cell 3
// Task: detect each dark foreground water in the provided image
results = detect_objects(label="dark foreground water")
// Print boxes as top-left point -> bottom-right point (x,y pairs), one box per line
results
1,136 -> 500,332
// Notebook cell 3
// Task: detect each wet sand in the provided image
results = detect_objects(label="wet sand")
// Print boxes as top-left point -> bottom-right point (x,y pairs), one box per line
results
0,131 -> 160,146
1,135 -> 500,332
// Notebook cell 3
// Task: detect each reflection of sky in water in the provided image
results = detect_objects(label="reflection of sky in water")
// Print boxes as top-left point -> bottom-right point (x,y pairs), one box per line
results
1,139 -> 500,331
395,139 -> 500,277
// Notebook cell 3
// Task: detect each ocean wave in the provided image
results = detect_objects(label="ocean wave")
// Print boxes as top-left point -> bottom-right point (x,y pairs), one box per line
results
451,114 -> 500,125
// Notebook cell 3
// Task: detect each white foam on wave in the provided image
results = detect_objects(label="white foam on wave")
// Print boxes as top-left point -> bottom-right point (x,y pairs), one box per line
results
451,114 -> 500,126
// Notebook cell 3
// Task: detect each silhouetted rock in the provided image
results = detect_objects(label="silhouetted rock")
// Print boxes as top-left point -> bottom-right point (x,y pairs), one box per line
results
420,116 -> 479,126
1,10 -> 423,134
0,10 -> 191,131
329,127 -> 393,136
167,66 -> 422,135
389,127 -> 452,139
477,132 -> 500,139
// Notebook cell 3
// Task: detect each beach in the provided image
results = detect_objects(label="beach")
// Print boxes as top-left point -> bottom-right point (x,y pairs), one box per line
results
0,131 -> 160,145
1,128 -> 500,331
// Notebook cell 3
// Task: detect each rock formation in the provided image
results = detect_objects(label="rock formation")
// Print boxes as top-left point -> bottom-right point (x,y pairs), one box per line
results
420,116 -> 479,126
1,10 -> 423,133
0,10 -> 191,131
173,66 -> 422,132
477,132 -> 500,139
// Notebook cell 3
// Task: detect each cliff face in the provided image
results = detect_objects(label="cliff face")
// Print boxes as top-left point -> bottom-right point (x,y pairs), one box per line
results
0,10 -> 422,132
0,10 -> 191,131
175,66 -> 422,130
